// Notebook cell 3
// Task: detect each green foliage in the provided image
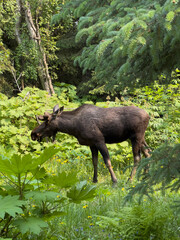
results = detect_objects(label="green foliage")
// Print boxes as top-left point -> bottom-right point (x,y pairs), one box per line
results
95,198 -> 179,240
14,39 -> 39,82
0,196 -> 24,218
48,171 -> 79,188
125,143 -> 180,203
129,75 -> 180,148
60,0 -> 180,95
0,0 -> 64,94
0,2 -> 14,80
0,146 -> 96,239
0,87 -> 76,153
54,186 -> 180,240
14,217 -> 48,235
67,181 -> 96,203
54,82 -> 78,101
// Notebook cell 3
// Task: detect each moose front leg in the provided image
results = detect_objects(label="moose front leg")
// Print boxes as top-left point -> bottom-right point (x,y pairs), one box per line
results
95,142 -> 117,184
90,146 -> 98,183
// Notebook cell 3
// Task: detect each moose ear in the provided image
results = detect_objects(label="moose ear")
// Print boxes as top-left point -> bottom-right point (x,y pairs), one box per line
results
59,106 -> 64,113
53,104 -> 59,114
53,105 -> 64,116
56,106 -> 64,116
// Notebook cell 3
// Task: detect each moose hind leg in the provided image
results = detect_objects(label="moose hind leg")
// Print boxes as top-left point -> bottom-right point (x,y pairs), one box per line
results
95,142 -> 117,183
141,139 -> 151,174
130,139 -> 141,181
90,146 -> 98,183
141,139 -> 151,158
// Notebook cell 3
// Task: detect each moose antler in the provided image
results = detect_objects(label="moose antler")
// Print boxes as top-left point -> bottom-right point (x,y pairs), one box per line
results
36,115 -> 41,125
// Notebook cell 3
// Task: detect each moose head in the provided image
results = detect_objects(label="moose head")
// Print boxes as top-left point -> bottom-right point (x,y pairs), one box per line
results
31,104 -> 64,142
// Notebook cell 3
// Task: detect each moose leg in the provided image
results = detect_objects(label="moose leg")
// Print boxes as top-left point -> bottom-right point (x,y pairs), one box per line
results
95,142 -> 117,183
141,139 -> 151,158
130,139 -> 141,181
141,139 -> 151,173
90,146 -> 99,183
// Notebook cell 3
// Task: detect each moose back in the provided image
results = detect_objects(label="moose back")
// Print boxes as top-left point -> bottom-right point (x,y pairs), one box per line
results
31,104 -> 150,183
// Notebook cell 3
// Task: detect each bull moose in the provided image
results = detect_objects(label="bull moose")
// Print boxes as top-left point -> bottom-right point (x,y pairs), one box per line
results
31,104 -> 151,183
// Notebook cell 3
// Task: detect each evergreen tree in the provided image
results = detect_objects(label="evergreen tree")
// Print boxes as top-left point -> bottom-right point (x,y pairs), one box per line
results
125,143 -> 180,205
59,0 -> 180,95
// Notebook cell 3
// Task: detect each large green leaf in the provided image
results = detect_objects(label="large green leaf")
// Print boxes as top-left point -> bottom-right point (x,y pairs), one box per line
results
25,191 -> 62,204
50,171 -> 79,188
34,146 -> 60,166
0,195 -> 25,218
0,146 -> 60,176
14,217 -> 48,235
67,181 -> 96,203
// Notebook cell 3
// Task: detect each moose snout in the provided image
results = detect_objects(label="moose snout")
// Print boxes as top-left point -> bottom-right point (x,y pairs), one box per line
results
31,132 -> 37,141
31,132 -> 41,141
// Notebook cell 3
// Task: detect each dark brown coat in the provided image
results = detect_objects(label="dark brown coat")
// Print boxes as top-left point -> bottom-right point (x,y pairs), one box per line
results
31,104 -> 150,183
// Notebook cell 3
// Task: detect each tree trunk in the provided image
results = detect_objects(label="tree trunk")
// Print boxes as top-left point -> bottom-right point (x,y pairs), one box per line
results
15,0 -> 55,95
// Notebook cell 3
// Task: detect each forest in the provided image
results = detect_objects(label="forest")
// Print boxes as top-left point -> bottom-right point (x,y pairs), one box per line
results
0,0 -> 180,239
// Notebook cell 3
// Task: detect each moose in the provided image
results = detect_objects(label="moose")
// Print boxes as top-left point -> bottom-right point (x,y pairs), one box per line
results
31,104 -> 151,183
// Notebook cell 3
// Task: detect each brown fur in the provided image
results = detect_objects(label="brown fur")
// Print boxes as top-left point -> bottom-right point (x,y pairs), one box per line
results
31,104 -> 150,183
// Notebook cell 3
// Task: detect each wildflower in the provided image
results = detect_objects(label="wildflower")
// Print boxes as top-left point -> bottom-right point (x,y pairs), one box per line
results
57,195 -> 60,198
106,191 -> 111,196
161,166 -> 164,168
60,222 -> 65,225
121,187 -> 125,191
88,216 -> 92,219
83,204 -> 88,209
133,185 -> 135,188
89,223 -> 94,227
32,205 -> 36,208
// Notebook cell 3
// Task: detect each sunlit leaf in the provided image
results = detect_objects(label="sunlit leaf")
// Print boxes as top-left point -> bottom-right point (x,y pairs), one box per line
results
14,217 -> 48,235
0,195 -> 25,218
67,181 -> 96,203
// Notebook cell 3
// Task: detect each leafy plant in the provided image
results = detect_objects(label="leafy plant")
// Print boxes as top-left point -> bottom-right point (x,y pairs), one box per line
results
0,146 -> 96,239
95,197 -> 180,240
0,87 -> 77,153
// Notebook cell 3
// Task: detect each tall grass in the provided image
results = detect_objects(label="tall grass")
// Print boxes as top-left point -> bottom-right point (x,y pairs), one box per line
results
43,156 -> 180,240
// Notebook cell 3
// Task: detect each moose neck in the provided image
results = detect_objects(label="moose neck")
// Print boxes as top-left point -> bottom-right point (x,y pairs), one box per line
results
57,112 -> 77,136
